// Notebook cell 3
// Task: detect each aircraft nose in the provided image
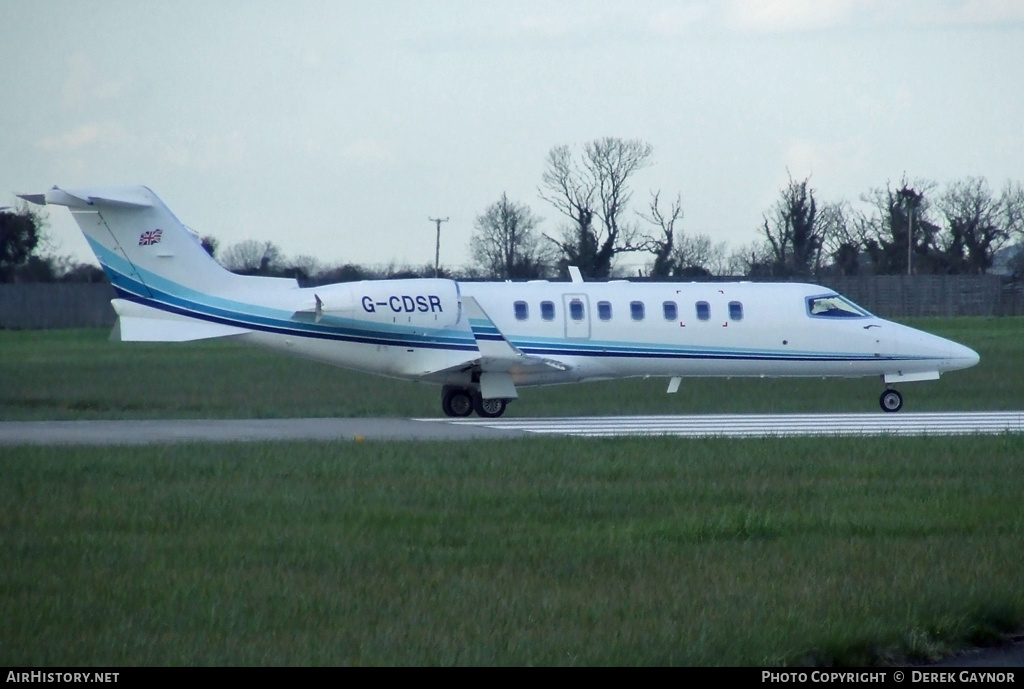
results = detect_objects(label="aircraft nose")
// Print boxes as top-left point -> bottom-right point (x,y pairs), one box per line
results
950,341 -> 980,370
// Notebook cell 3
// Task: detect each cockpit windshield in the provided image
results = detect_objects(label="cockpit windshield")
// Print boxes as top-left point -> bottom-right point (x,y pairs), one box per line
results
806,294 -> 872,318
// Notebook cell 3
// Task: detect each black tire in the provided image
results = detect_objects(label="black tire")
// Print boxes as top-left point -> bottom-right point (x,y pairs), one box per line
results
442,387 -> 474,417
473,394 -> 507,418
879,389 -> 903,413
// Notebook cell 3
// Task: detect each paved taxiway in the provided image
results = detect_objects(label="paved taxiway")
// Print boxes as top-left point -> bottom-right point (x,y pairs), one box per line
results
2,411 -> 1023,445
0,417 -> 525,445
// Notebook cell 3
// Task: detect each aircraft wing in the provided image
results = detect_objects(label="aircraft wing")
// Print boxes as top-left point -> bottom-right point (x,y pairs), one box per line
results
415,296 -> 570,399
461,296 -> 570,373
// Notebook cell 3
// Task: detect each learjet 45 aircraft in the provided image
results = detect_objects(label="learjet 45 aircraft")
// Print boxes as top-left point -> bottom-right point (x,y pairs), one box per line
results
21,186 -> 979,417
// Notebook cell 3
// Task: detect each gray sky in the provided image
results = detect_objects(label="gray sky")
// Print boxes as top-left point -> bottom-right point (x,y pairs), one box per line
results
3,0 -> 1023,274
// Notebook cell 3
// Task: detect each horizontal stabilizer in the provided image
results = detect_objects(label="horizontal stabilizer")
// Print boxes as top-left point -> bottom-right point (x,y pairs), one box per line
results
20,187 -> 154,209
111,299 -> 249,342
16,193 -> 46,205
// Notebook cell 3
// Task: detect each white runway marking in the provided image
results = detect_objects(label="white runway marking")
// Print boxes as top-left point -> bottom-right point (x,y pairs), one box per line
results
4,412 -> 1023,446
423,412 -> 1024,438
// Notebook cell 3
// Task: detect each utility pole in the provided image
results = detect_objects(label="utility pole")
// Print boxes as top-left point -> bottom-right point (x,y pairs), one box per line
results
429,216 -> 448,278
897,185 -> 922,277
907,207 -> 913,276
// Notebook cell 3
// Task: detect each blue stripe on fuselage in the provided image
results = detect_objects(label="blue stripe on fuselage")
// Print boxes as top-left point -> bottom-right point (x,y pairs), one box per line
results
93,240 -> 927,365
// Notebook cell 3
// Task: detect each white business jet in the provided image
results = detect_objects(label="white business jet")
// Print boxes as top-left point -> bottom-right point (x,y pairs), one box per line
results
21,186 -> 979,417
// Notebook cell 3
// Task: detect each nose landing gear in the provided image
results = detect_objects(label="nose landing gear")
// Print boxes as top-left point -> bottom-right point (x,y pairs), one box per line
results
879,388 -> 903,413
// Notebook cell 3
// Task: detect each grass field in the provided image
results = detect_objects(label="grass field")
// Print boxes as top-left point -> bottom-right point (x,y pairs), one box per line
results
1,321 -> 1022,665
2,436 -> 1023,666
1,318 -> 1021,420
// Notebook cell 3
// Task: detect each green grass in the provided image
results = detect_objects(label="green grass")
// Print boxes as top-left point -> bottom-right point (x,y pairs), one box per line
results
1,318 -> 1021,420
2,436 -> 1022,666
2,321 -> 1023,665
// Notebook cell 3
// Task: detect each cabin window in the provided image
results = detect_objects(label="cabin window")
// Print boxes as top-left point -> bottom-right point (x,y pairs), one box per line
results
541,300 -> 555,321
597,301 -> 612,321
569,299 -> 585,321
630,301 -> 645,321
514,301 -> 529,321
663,301 -> 678,321
806,294 -> 871,318
696,301 -> 710,321
728,301 -> 743,321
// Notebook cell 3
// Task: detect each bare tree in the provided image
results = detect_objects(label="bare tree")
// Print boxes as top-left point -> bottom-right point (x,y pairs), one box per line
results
639,191 -> 726,277
857,177 -> 939,275
935,177 -> 1019,274
313,262 -> 368,284
639,191 -> 683,278
818,201 -> 859,275
759,174 -> 834,278
220,239 -> 283,275
288,254 -> 323,280
1004,180 -> 1024,240
470,193 -> 550,279
728,241 -> 775,278
677,233 -> 730,276
539,137 -> 654,278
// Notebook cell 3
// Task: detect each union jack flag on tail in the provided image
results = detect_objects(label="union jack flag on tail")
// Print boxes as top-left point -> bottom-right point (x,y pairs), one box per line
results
138,229 -> 162,246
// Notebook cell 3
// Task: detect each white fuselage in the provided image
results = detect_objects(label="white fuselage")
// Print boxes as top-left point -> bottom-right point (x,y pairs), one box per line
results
238,278 -> 978,389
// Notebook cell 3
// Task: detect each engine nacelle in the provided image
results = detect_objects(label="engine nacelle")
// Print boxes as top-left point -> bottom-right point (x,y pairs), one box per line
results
311,278 -> 462,330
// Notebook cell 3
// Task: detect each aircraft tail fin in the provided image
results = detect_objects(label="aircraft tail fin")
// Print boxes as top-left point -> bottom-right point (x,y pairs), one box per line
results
18,186 -> 295,299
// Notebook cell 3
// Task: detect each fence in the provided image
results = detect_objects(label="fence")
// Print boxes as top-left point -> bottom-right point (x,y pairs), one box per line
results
820,275 -> 1023,318
0,283 -> 117,329
1,276 -> 1022,329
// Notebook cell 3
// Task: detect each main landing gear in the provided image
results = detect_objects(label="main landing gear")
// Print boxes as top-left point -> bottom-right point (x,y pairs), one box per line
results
441,386 -> 509,418
879,388 -> 904,413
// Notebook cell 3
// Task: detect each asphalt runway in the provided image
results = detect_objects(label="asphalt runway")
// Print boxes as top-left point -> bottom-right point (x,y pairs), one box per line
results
0,417 -> 525,446
2,411 -> 1023,445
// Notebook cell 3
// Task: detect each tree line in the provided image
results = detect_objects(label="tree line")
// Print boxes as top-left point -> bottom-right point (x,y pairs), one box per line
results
4,137 -> 1023,284
475,137 -> 1024,281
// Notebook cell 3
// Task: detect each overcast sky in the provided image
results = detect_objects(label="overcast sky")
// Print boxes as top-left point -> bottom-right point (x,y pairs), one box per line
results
2,0 -> 1022,275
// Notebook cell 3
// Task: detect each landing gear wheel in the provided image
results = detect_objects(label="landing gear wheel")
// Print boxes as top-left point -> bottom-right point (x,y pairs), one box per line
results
879,389 -> 903,413
473,394 -> 507,418
442,387 -> 474,417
